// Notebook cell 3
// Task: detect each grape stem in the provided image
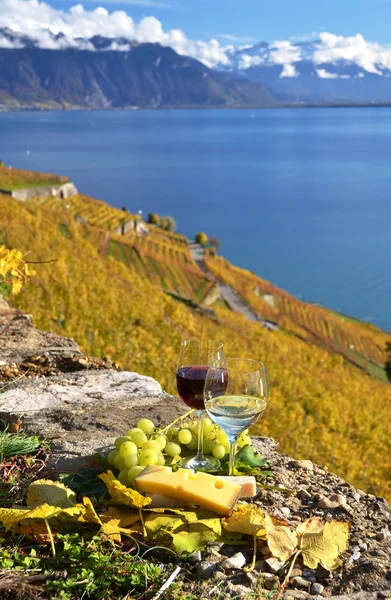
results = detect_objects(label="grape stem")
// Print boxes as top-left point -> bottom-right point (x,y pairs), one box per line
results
161,409 -> 194,434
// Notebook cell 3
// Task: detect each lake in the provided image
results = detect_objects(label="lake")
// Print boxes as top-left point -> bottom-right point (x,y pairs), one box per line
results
0,108 -> 390,332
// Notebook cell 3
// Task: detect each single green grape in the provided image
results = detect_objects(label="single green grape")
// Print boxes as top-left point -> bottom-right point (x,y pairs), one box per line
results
107,450 -> 119,465
128,465 -> 144,484
178,429 -> 192,445
119,441 -> 138,457
202,438 -> 214,455
142,439 -> 161,452
167,427 -> 179,441
113,454 -> 126,471
124,454 -> 139,468
137,418 -> 155,433
126,427 -> 142,438
131,431 -> 148,447
155,435 -> 167,450
156,453 -> 165,466
186,435 -> 198,451
216,429 -> 229,445
212,443 -> 226,460
118,469 -> 131,486
139,449 -> 158,466
165,442 -> 181,457
114,436 -> 132,450
202,418 -> 214,434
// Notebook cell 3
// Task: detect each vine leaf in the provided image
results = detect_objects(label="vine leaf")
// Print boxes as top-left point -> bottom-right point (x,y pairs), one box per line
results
98,471 -> 151,508
222,503 -> 266,538
170,530 -> 219,555
300,520 -> 350,569
264,513 -> 297,561
265,513 -> 350,569
26,479 -> 77,508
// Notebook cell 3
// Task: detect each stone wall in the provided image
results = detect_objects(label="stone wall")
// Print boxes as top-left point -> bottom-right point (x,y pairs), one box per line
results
0,181 -> 78,201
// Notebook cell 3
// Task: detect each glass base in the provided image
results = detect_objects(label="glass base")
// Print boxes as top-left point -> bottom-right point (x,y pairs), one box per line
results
179,454 -> 220,472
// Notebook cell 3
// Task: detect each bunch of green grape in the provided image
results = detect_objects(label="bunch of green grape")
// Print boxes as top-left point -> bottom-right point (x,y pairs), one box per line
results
107,417 -> 252,488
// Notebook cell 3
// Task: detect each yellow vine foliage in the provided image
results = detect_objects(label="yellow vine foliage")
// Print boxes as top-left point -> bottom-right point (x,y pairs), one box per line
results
0,244 -> 36,294
1,194 -> 391,501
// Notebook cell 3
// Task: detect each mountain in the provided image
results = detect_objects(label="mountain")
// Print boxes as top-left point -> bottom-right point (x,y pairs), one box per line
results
0,34 -> 276,109
223,38 -> 391,104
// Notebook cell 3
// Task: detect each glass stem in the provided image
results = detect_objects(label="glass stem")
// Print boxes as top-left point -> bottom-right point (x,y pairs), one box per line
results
195,410 -> 204,458
228,437 -> 237,476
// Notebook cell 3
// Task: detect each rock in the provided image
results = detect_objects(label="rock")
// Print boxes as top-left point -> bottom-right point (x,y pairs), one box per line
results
302,569 -> 317,579
281,506 -> 291,517
318,494 -> 347,509
187,551 -> 202,565
194,561 -> 217,579
298,489 -> 312,501
220,552 -> 247,570
264,557 -> 285,574
376,531 -> 390,541
294,460 -> 314,471
311,582 -> 325,595
292,576 -> 310,590
262,573 -> 280,590
316,564 -> 331,580
290,568 -> 303,578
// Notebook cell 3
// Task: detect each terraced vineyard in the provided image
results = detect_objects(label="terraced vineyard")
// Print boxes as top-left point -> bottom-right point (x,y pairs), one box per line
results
106,229 -> 215,304
34,194 -> 140,232
0,163 -> 68,190
205,253 -> 390,377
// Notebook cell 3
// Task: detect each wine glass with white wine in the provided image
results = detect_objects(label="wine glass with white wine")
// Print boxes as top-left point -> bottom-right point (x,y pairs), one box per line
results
204,358 -> 267,475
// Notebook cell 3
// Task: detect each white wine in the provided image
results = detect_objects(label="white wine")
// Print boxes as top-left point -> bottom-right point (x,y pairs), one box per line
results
205,395 -> 266,439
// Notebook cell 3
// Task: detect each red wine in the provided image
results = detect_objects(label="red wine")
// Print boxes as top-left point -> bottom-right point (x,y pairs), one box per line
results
176,365 -> 227,410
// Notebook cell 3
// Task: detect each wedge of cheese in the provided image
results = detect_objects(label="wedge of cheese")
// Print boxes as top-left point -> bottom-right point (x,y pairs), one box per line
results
146,476 -> 256,508
135,465 -> 241,516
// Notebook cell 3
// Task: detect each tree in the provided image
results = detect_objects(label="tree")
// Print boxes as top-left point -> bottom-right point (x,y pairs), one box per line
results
147,213 -> 161,226
195,232 -> 209,246
162,216 -> 177,233
208,237 -> 221,251
386,342 -> 391,382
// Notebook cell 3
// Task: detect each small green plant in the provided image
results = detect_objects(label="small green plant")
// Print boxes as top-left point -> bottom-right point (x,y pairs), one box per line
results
0,428 -> 42,462
195,232 -> 208,246
148,212 -> 161,225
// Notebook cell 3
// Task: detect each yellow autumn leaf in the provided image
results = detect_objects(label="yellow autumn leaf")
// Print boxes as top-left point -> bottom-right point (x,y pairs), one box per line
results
300,520 -> 350,570
99,518 -> 122,543
99,471 -> 151,508
264,513 -> 298,561
106,505 -> 141,527
265,514 -> 350,569
11,279 -> 23,295
27,479 -> 77,508
222,503 -> 266,538
99,516 -> 143,542
0,504 -> 81,531
76,497 -> 102,525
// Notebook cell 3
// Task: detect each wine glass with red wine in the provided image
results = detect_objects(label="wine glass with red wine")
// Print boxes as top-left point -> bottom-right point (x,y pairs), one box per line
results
176,339 -> 227,471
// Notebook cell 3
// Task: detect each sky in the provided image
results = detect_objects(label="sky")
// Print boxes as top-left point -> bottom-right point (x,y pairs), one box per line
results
43,0 -> 391,45
2,0 -> 391,74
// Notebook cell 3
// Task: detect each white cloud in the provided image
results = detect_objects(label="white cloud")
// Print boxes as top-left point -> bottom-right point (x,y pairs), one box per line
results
316,68 -> 339,79
0,0 -> 232,67
269,40 -> 301,66
313,32 -> 391,75
237,54 -> 263,70
280,64 -> 297,78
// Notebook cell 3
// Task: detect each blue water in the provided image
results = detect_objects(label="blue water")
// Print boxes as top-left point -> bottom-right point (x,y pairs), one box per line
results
0,108 -> 390,332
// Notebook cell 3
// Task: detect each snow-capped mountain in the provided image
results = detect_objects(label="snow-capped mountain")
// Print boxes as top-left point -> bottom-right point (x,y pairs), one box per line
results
220,35 -> 391,103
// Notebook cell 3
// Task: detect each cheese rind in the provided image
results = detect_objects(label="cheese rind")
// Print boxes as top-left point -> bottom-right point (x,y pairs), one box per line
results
219,476 -> 257,497
135,465 -> 241,516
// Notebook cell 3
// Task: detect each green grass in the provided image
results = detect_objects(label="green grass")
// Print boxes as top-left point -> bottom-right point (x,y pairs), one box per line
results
0,164 -> 68,192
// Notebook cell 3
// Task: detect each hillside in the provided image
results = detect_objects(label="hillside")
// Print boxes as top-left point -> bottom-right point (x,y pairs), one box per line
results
1,167 -> 391,501
0,42 -> 276,109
